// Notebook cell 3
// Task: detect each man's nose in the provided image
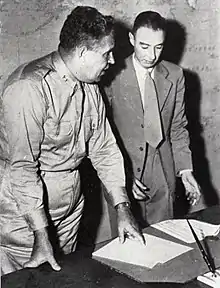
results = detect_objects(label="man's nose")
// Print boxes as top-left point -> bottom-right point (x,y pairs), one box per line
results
108,52 -> 115,65
148,47 -> 156,61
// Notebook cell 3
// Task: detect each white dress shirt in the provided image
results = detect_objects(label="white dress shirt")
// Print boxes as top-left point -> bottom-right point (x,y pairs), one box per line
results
132,53 -> 154,108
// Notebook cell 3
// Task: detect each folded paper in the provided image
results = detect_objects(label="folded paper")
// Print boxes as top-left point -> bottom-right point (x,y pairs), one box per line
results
92,233 -> 192,269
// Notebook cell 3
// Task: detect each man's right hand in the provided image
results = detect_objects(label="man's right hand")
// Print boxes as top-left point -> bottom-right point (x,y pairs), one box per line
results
132,178 -> 149,200
23,227 -> 61,271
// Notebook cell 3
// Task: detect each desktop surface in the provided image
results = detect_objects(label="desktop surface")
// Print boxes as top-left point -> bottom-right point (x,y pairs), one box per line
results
2,205 -> 220,288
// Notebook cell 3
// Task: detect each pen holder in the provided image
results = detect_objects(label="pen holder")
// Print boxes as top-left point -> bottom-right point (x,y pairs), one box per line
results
197,269 -> 220,287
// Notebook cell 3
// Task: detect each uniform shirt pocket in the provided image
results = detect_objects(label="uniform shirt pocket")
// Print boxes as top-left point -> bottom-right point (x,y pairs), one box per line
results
44,119 -> 73,146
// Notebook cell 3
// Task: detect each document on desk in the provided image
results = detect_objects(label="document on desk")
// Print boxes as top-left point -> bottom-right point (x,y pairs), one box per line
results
92,234 -> 192,269
152,219 -> 220,243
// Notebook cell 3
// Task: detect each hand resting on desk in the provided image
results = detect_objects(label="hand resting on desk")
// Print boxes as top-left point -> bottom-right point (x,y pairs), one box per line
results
23,227 -> 61,272
116,202 -> 145,245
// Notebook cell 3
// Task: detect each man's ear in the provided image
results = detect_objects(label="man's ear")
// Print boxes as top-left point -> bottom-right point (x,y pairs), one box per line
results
77,46 -> 87,58
129,32 -> 135,47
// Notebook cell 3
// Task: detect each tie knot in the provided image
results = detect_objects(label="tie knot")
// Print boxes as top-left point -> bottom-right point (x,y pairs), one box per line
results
148,69 -> 154,78
145,71 -> 154,85
144,70 -> 152,81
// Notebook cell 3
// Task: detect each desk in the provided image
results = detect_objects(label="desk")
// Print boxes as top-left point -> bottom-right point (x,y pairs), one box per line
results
2,205 -> 220,288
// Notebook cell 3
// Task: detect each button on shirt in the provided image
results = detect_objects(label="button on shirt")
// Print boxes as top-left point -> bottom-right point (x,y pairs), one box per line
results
0,51 -> 128,230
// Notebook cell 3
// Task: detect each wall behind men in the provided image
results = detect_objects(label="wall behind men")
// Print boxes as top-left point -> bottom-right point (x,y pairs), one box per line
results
0,0 -> 220,206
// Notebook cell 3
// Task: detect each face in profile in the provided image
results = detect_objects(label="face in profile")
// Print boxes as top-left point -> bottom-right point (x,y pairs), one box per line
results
80,35 -> 115,83
129,26 -> 165,69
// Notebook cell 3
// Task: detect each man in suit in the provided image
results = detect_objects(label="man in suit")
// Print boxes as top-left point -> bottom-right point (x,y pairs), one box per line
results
104,11 -> 201,226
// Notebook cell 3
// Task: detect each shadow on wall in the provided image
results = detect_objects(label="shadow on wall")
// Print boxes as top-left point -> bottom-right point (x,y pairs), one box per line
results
184,70 -> 219,208
162,19 -> 219,215
161,19 -> 186,64
101,20 -> 133,88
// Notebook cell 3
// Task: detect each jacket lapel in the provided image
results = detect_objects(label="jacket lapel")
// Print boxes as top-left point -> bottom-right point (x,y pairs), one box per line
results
154,62 -> 173,111
123,56 -> 144,117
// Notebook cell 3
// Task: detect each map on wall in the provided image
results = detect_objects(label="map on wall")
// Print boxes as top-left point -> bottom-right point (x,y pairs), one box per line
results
1,0 -> 219,96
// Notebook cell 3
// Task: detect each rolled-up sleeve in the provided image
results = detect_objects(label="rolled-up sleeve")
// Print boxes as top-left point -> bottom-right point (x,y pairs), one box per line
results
3,79 -> 48,230
87,86 -> 129,207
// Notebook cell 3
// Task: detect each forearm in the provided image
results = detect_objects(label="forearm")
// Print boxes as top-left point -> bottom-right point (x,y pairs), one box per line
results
9,160 -> 48,230
104,186 -> 130,208
10,170 -> 48,230
89,137 -> 129,207
24,208 -> 48,231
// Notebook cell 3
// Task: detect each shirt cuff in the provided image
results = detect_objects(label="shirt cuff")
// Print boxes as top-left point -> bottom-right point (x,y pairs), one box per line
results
178,169 -> 193,176
105,186 -> 130,208
24,208 -> 48,231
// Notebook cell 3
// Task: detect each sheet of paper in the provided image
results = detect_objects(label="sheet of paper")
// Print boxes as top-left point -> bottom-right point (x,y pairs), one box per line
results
152,219 -> 220,243
197,268 -> 220,287
92,234 -> 192,269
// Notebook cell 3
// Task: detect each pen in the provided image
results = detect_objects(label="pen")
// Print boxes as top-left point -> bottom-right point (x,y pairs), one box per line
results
186,219 -> 216,277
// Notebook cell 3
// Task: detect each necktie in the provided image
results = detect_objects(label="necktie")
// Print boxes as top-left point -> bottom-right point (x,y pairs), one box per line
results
144,71 -> 163,148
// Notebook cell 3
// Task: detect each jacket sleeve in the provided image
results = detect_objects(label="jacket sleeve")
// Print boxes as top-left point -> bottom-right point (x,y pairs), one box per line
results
170,70 -> 193,174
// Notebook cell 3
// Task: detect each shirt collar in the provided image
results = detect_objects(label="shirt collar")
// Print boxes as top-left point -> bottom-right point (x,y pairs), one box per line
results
132,53 -> 154,78
52,50 -> 79,90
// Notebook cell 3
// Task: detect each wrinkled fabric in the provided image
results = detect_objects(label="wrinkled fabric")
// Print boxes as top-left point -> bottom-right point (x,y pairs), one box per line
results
0,51 -> 128,274
0,168 -> 84,274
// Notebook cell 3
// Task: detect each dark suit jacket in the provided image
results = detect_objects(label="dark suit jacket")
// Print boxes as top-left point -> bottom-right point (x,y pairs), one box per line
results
105,55 -> 193,197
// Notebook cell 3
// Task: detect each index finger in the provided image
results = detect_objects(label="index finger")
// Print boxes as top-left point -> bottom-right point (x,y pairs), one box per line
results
132,188 -> 148,200
128,230 -> 146,245
135,178 -> 147,190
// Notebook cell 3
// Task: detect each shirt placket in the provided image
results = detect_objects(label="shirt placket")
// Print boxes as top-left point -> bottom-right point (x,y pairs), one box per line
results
69,82 -> 85,147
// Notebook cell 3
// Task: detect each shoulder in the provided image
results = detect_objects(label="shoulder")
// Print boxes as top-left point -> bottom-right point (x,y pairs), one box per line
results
4,53 -> 54,91
107,55 -> 134,87
21,53 -> 54,83
2,54 -> 54,108
160,60 -> 184,78
116,55 -> 133,78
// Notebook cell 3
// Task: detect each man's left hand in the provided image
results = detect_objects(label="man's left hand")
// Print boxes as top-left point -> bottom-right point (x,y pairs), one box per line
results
181,171 -> 201,206
116,203 -> 145,245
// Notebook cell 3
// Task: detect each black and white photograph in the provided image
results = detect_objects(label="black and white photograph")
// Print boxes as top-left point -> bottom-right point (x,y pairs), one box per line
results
1,1 -> 220,287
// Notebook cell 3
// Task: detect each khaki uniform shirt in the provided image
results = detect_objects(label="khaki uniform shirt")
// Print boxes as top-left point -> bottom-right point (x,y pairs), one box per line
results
0,51 -> 128,231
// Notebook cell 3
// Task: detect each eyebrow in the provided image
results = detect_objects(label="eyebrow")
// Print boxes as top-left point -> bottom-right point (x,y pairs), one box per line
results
139,41 -> 164,46
104,47 -> 114,54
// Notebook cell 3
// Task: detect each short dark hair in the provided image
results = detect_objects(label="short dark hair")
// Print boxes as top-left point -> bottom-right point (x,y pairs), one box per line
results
132,11 -> 167,35
59,6 -> 115,52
